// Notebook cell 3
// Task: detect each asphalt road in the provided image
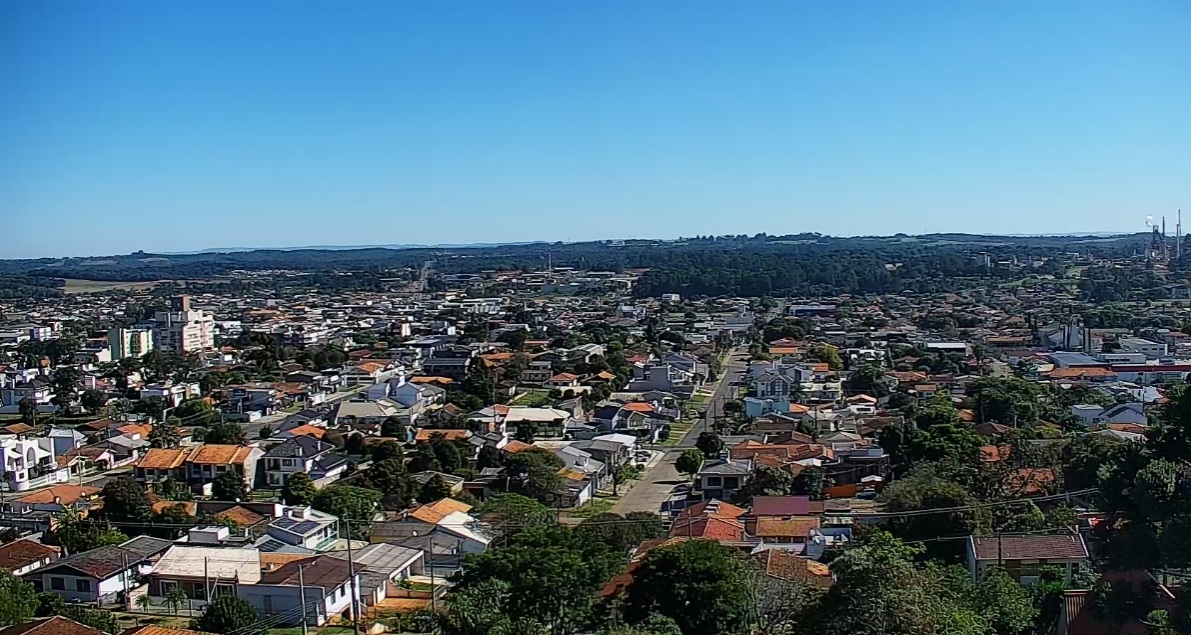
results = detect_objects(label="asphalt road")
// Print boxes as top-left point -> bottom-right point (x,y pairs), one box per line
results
612,346 -> 748,515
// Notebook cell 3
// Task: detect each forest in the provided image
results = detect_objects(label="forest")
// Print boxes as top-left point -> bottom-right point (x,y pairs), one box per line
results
0,232 -> 1154,298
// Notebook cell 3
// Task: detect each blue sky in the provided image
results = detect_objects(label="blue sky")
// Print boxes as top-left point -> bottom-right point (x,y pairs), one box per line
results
2,1 -> 1188,258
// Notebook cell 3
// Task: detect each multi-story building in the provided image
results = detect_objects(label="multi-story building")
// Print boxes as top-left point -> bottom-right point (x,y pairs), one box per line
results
108,327 -> 154,360
134,444 -> 263,494
0,437 -> 72,491
153,295 -> 215,354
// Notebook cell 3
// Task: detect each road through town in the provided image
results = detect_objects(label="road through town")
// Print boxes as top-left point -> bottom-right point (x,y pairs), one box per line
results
612,346 -> 748,515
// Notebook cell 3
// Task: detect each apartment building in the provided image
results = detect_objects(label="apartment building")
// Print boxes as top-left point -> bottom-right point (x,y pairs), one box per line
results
153,295 -> 215,354
107,327 -> 154,360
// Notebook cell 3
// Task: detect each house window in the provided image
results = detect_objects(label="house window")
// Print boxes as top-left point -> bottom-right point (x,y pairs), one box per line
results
50,577 -> 64,591
706,476 -> 722,487
282,459 -> 294,467
75,579 -> 91,593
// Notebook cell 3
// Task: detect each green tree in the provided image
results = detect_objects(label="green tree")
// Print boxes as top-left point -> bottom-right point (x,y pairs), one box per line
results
202,422 -> 248,445
0,572 -> 39,627
845,364 -> 890,397
381,416 -> 406,439
806,345 -> 843,371
17,398 -> 37,426
417,473 -> 454,504
369,440 -> 404,463
149,417 -> 184,449
624,539 -> 750,635
504,449 -> 565,502
695,432 -> 724,457
477,445 -> 504,470
193,594 -> 259,634
282,472 -> 317,506
312,486 -> 380,538
80,389 -> 107,413
52,509 -> 128,556
436,579 -> 544,635
575,512 -> 664,553
791,466 -> 826,499
212,470 -> 248,501
601,616 -> 682,635
457,526 -> 618,635
475,493 -> 555,539
58,605 -> 120,634
164,586 -> 188,616
675,448 -> 705,477
175,398 -> 216,425
879,466 -> 989,560
366,458 -> 416,510
100,476 -> 152,523
732,465 -> 794,504
50,366 -> 80,410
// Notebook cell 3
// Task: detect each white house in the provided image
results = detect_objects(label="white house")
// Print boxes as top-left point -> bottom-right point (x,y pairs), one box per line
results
239,555 -> 360,625
264,506 -> 340,551
32,536 -> 172,605
1069,402 -> 1147,427
0,437 -> 70,491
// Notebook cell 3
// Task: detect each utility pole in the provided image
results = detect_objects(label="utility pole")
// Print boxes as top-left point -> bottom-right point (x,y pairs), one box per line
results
298,564 -> 309,635
343,520 -> 361,635
204,557 -> 210,603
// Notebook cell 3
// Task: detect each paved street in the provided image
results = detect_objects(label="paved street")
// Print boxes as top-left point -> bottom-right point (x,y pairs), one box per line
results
612,346 -> 748,515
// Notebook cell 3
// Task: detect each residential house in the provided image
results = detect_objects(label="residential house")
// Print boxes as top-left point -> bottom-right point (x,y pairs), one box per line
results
185,445 -> 263,493
147,545 -> 261,602
331,400 -> 400,428
550,445 -> 608,489
325,543 -> 425,606
263,506 -> 339,551
262,437 -> 347,489
0,379 -> 54,415
668,500 -> 748,541
135,445 -> 263,494
751,550 -> 833,589
0,539 -> 58,576
696,459 -> 751,501
7,485 -> 100,515
370,498 -> 491,569
0,437 -> 72,492
31,536 -> 172,604
225,384 -> 281,418
239,554 -> 358,625
966,533 -> 1089,583
139,382 -> 201,409
1068,402 -> 1146,428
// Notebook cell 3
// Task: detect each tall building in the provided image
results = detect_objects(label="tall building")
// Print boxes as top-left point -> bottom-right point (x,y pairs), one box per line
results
153,295 -> 215,354
108,327 -> 155,359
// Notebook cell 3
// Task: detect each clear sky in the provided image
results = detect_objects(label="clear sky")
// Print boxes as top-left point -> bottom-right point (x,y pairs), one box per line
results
2,1 -> 1188,258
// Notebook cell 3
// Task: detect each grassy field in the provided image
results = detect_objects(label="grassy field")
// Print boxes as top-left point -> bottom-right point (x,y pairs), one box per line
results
510,388 -> 552,407
567,496 -> 617,519
61,279 -> 162,294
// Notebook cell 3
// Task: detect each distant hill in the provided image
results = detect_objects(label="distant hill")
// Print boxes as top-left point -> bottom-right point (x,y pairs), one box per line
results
0,232 -> 1151,284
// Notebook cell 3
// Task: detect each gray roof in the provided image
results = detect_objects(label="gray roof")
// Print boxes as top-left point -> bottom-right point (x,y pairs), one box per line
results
326,543 -> 421,573
119,536 -> 174,558
698,459 -> 751,476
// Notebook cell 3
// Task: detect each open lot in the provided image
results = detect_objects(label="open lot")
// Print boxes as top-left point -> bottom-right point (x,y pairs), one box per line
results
61,279 -> 163,294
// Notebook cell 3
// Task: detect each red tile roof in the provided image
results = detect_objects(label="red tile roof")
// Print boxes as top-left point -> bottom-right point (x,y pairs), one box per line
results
970,534 -> 1088,561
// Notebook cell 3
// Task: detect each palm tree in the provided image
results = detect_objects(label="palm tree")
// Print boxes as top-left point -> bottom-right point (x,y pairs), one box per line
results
135,594 -> 153,623
165,586 -> 188,616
